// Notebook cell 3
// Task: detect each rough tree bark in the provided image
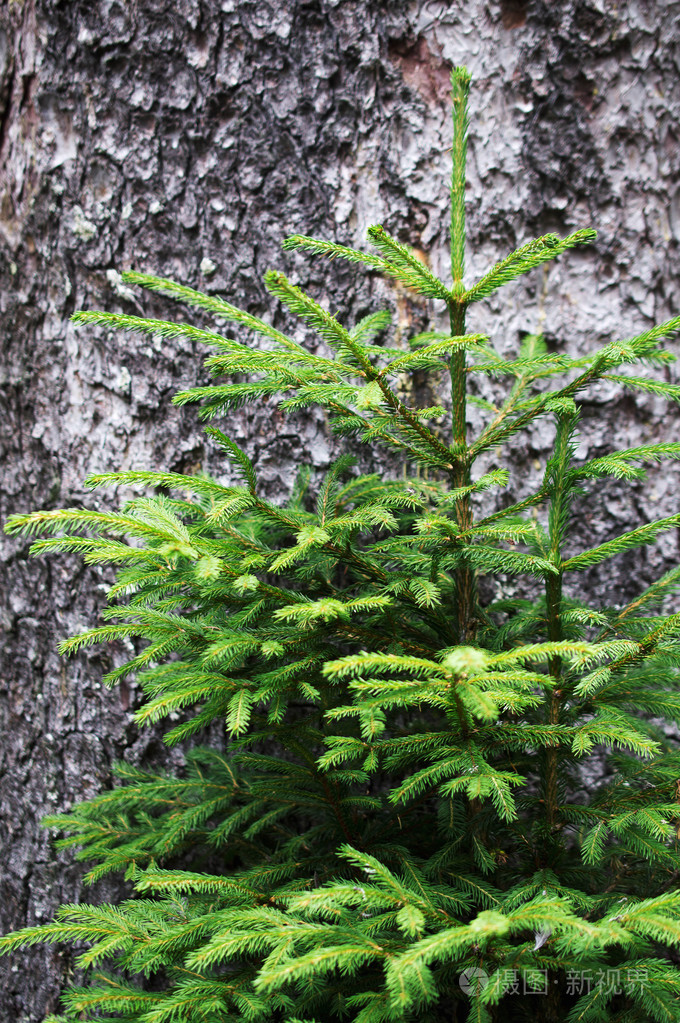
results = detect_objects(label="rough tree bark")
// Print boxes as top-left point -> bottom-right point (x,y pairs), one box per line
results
1,0 -> 679,1017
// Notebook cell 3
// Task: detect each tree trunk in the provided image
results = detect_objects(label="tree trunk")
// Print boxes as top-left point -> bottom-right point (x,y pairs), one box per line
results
1,0 -> 679,1017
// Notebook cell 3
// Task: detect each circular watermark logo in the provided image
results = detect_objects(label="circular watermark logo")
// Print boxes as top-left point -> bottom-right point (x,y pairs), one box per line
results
459,967 -> 489,996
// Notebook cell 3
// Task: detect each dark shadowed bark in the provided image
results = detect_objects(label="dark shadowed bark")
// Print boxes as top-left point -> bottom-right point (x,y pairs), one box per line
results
1,0 -> 679,1017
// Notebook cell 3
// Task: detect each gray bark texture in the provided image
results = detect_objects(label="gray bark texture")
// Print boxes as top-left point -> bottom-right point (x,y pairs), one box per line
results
1,0 -> 679,1017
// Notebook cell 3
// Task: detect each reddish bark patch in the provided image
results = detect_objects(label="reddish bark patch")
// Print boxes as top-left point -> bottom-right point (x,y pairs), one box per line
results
500,0 -> 528,29
388,35 -> 451,104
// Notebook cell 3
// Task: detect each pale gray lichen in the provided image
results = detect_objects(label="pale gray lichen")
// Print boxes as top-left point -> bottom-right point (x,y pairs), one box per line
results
71,205 -> 97,241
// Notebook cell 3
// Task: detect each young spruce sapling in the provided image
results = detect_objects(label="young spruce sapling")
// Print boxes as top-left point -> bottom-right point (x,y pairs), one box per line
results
3,66 -> 680,1023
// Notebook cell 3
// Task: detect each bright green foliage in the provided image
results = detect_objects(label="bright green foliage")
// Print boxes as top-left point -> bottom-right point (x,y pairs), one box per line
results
4,67 -> 680,1023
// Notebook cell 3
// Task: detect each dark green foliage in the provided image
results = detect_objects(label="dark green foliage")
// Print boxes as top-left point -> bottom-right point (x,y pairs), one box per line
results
3,68 -> 680,1022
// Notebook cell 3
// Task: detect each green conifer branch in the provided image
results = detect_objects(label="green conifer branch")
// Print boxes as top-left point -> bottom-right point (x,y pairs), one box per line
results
562,514 -> 680,573
120,270 -> 304,351
450,66 -> 470,292
463,229 -> 597,304
365,225 -> 452,302
542,414 -> 579,837
446,66 -> 477,644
